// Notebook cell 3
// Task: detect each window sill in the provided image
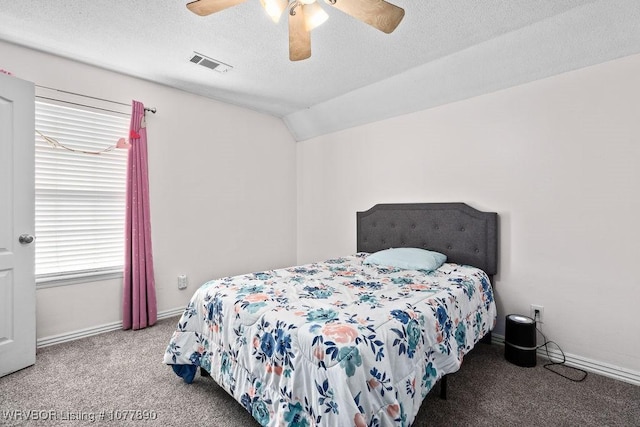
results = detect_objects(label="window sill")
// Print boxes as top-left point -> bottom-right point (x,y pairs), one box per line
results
36,269 -> 124,289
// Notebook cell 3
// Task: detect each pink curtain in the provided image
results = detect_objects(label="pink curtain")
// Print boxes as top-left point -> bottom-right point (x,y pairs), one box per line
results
122,100 -> 157,330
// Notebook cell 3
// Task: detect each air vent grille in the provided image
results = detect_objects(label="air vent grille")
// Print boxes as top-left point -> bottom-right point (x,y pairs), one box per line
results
199,58 -> 219,70
189,52 -> 232,73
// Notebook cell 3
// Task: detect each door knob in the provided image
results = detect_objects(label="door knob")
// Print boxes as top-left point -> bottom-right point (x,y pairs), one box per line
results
18,234 -> 35,244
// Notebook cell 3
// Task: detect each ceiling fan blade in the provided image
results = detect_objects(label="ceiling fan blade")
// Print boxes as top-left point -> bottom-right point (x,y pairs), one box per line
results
328,0 -> 405,34
289,6 -> 311,61
186,0 -> 248,16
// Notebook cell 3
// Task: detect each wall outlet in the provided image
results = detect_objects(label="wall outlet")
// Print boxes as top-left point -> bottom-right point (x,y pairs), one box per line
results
178,274 -> 188,290
530,304 -> 544,323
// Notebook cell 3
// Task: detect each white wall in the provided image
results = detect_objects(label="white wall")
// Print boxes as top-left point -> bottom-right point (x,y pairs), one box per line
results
0,40 -> 297,339
297,54 -> 640,374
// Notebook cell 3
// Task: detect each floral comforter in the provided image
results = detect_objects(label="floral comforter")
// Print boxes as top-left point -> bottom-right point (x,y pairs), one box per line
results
164,254 -> 496,427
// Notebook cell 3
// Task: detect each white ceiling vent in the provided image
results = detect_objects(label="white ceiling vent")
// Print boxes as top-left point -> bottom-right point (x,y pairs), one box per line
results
189,52 -> 232,73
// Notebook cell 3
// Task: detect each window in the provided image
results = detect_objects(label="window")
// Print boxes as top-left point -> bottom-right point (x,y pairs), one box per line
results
35,97 -> 130,286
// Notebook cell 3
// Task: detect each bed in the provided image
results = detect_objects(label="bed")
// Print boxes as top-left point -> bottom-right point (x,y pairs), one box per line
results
164,203 -> 498,426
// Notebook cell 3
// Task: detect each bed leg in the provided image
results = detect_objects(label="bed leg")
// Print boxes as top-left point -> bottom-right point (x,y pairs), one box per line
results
480,330 -> 492,344
200,367 -> 211,378
439,375 -> 447,400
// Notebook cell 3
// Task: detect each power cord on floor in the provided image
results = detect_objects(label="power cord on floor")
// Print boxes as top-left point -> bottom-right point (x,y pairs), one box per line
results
535,326 -> 588,382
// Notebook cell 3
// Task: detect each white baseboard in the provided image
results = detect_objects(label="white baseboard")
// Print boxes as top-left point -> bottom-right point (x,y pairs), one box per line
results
491,334 -> 640,386
36,307 -> 184,349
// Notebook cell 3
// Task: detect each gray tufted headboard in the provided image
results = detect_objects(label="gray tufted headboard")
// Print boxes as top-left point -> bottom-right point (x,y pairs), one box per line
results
357,203 -> 498,276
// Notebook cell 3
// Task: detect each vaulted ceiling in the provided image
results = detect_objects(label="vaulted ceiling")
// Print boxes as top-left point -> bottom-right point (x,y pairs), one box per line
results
0,0 -> 639,141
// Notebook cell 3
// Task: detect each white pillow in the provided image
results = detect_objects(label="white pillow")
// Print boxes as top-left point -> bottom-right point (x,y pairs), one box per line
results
363,248 -> 447,271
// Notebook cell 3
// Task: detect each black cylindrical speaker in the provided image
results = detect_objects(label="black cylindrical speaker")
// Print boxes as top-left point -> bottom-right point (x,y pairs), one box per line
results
505,314 -> 537,367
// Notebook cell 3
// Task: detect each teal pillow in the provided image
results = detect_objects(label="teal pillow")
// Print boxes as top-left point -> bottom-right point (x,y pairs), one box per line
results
363,248 -> 447,271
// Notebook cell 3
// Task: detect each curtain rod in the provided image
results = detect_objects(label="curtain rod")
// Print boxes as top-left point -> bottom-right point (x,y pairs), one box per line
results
35,95 -> 129,116
35,85 -> 157,115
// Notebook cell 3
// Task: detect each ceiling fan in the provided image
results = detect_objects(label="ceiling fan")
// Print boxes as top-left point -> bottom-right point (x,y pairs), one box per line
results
186,0 -> 405,61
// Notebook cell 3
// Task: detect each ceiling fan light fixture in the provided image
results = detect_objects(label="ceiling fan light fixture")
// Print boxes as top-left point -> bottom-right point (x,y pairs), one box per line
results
302,2 -> 328,31
260,0 -> 288,23
186,0 -> 405,61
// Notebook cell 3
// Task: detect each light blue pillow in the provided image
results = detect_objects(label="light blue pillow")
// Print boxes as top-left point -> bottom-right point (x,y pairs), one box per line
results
363,248 -> 447,271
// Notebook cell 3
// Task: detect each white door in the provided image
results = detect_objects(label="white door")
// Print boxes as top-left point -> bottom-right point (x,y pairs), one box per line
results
0,73 -> 35,377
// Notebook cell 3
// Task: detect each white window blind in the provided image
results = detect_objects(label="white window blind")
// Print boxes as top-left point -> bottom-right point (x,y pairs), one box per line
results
35,100 -> 130,283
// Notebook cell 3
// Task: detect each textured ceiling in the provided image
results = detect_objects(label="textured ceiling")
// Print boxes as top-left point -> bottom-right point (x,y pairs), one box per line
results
0,0 -> 639,140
